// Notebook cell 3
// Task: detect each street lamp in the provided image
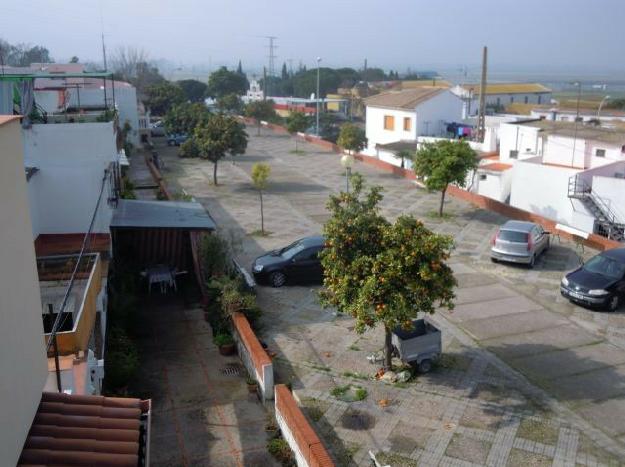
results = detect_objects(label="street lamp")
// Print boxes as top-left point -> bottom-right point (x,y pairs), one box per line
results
340,154 -> 355,193
316,57 -> 321,136
597,95 -> 611,119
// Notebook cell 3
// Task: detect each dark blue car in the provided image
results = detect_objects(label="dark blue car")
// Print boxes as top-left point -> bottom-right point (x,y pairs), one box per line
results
167,133 -> 188,146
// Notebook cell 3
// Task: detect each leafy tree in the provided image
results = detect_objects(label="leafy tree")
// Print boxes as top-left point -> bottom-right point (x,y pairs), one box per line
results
244,100 -> 277,136
207,66 -> 248,98
177,79 -> 208,102
337,123 -> 367,154
237,60 -> 243,75
144,81 -> 185,115
164,102 -> 211,134
360,67 -> 387,82
393,149 -> 412,169
111,46 -> 165,95
194,114 -> 248,185
413,140 -> 478,216
179,138 -> 200,158
335,67 -> 361,87
251,163 -> 271,234
70,56 -> 79,63
281,62 -> 289,80
320,174 -> 456,370
292,68 -> 341,98
606,98 -> 625,110
285,111 -> 310,151
216,93 -> 243,114
0,40 -> 53,66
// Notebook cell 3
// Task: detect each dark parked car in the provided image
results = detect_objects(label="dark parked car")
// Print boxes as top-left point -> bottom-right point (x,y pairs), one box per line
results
252,236 -> 325,287
167,133 -> 188,146
561,248 -> 625,311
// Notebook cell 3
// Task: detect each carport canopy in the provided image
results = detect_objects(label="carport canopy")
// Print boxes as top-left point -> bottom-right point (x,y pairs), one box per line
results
375,140 -> 419,154
111,199 -> 216,230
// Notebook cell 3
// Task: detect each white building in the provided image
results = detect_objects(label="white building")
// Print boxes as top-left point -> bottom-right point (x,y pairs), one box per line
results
0,116 -> 48,466
530,107 -> 625,124
243,78 -> 264,103
363,87 -> 464,166
451,83 -> 552,117
476,119 -> 625,239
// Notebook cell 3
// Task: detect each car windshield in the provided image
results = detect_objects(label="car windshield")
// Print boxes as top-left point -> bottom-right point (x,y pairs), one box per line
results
498,230 -> 529,243
280,241 -> 306,259
583,255 -> 625,280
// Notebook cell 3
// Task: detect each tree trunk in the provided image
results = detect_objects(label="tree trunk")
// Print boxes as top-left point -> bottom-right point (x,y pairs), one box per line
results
384,325 -> 393,371
439,185 -> 447,216
257,121 -> 261,136
400,157 -> 405,169
259,190 -> 264,234
213,161 -> 218,185
295,136 -> 298,152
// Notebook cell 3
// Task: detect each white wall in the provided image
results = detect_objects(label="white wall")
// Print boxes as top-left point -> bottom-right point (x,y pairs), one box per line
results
499,123 -> 544,163
464,92 -> 551,116
414,91 -> 464,136
365,106 -> 416,153
531,109 -> 625,123
592,175 -> 625,224
23,122 -> 118,237
509,158 -> 595,231
472,168 -> 513,203
0,118 -> 48,465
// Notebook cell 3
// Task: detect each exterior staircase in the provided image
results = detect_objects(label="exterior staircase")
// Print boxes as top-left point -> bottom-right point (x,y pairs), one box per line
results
568,175 -> 625,242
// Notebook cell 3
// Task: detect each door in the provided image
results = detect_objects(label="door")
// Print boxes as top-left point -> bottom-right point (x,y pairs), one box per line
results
287,247 -> 323,283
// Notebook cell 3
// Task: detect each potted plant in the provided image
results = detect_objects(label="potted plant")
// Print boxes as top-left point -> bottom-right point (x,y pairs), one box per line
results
214,333 -> 235,355
246,376 -> 259,394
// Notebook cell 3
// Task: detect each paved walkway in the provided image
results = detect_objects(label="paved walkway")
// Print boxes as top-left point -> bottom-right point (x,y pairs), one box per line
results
156,128 -> 625,466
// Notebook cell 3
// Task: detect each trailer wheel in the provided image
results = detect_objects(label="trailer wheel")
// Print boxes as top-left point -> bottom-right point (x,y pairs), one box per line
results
418,359 -> 432,373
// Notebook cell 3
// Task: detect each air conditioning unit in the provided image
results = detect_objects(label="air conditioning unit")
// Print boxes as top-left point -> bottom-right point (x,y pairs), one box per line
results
614,173 -> 624,179
509,150 -> 519,159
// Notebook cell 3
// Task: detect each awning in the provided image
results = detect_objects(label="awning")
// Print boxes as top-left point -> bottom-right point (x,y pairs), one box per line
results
18,392 -> 150,467
375,140 -> 418,153
111,199 -> 216,230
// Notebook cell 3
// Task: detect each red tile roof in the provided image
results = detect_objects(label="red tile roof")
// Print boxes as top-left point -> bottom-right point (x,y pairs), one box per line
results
35,234 -> 111,257
0,115 -> 21,126
18,392 -> 149,467
480,162 -> 512,172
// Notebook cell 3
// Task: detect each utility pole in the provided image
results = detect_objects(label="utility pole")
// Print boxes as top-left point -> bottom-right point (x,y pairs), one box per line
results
263,67 -> 267,101
476,46 -> 488,143
571,81 -> 581,167
265,36 -> 278,97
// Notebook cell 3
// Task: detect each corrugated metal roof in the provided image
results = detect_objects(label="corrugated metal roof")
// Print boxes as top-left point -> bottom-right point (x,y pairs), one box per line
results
462,83 -> 551,95
111,199 -> 216,230
18,392 -> 149,467
364,87 -> 445,110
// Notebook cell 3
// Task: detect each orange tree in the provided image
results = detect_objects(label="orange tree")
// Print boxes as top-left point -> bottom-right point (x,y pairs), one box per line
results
320,174 -> 456,370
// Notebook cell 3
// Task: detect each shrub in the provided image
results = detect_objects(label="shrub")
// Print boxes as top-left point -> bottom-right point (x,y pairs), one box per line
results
267,438 -> 294,466
214,333 -> 234,347
104,326 -> 139,391
200,234 -> 231,279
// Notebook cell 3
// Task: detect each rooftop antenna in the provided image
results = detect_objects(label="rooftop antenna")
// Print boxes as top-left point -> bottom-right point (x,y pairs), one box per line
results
99,0 -> 107,71
265,36 -> 277,96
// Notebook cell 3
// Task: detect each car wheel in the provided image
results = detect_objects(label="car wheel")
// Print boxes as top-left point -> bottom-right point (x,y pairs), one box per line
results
607,295 -> 620,312
418,359 -> 432,373
528,255 -> 536,269
490,257 -> 498,263
269,271 -> 286,288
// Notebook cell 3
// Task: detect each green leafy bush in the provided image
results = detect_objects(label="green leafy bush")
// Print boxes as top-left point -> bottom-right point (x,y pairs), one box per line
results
104,326 -> 139,391
267,438 -> 294,466
214,333 -> 234,346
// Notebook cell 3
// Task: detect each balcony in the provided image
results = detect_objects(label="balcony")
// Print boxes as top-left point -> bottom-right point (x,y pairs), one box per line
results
37,253 -> 103,355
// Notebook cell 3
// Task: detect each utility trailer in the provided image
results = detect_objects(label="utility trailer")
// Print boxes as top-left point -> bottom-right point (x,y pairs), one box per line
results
391,318 -> 442,373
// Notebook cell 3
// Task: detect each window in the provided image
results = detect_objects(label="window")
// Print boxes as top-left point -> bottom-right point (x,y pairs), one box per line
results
496,97 -> 501,106
479,174 -> 487,181
538,95 -> 542,104
510,96 -> 514,103
384,115 -> 395,130
595,148 -> 606,157
524,96 -> 529,104
403,117 -> 411,132
509,150 -> 519,159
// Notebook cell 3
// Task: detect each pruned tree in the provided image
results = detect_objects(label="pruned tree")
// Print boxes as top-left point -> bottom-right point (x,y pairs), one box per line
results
194,114 -> 248,185
320,174 -> 456,370
244,100 -> 277,136
207,66 -> 248,98
216,93 -> 243,114
285,111 -> 310,151
111,46 -> 164,95
144,82 -> 185,116
412,140 -> 478,216
393,149 -> 412,169
70,56 -> 79,63
164,102 -> 211,134
337,123 -> 367,154
251,163 -> 271,234
0,39 -> 53,66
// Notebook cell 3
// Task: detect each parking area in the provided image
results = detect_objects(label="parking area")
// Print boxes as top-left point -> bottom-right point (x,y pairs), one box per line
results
155,127 -> 625,465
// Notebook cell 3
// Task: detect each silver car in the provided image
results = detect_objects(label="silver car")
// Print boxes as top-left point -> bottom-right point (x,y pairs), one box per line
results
490,220 -> 550,268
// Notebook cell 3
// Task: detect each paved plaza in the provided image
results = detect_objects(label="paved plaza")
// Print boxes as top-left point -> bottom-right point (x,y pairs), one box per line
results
154,127 -> 625,466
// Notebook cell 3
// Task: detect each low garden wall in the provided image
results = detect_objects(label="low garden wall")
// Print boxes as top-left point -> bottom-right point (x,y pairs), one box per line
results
232,312 -> 273,402
275,385 -> 334,467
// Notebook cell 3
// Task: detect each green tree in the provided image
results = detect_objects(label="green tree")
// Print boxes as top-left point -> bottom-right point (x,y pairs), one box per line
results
70,56 -> 79,63
216,93 -> 243,114
285,111 -> 310,151
145,81 -> 185,115
393,149 -> 411,169
320,175 -> 456,370
281,62 -> 289,80
292,68 -> 341,98
251,163 -> 271,234
179,138 -> 200,158
337,123 -> 367,154
194,114 -> 248,185
164,102 -> 211,134
413,140 -> 478,216
207,66 -> 248,98
237,60 -> 243,75
244,100 -> 277,136
177,79 -> 208,102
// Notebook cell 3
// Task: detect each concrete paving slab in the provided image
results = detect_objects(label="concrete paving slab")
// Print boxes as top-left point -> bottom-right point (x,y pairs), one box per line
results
541,364 -> 625,403
455,272 -> 499,289
510,343 -> 625,381
578,397 -> 625,438
445,295 -> 544,323
454,283 -> 518,305
461,310 -> 568,341
484,324 -> 602,359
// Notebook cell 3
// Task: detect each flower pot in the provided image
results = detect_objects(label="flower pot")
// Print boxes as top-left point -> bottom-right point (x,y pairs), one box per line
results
219,343 -> 236,356
247,383 -> 258,394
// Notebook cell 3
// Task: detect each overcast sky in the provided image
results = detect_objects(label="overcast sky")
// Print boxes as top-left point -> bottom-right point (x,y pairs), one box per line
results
3,0 -> 624,75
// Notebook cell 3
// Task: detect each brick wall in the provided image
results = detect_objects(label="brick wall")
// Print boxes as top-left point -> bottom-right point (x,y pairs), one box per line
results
274,385 -> 334,467
232,312 -> 273,402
